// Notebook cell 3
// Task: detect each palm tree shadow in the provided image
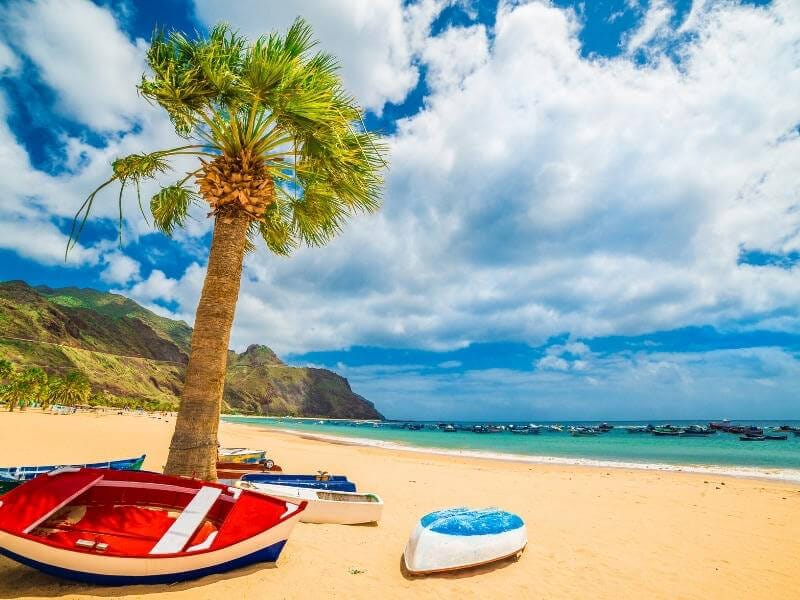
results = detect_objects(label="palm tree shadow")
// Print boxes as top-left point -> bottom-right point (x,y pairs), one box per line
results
398,551 -> 524,581
0,560 -> 276,599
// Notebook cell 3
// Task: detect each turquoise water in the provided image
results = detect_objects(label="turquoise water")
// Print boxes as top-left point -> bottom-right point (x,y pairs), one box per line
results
223,418 -> 800,472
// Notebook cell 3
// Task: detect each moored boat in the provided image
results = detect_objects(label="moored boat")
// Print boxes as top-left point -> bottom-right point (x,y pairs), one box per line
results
510,425 -> 539,434
739,435 -> 765,441
0,467 -> 305,584
680,425 -> 714,437
237,481 -> 383,524
217,448 -> 266,464
762,433 -> 788,441
403,507 -> 526,575
652,425 -> 681,436
569,426 -> 598,437
240,472 -> 356,492
624,425 -> 651,433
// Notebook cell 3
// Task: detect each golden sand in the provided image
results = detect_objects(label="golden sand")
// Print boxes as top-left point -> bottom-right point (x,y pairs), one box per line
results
0,410 -> 798,599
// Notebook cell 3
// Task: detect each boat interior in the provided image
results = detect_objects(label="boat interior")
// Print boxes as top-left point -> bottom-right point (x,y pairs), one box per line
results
315,492 -> 381,503
0,470 -> 293,558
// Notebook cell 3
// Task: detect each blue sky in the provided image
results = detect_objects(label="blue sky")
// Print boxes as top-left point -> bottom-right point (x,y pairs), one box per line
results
0,0 -> 799,419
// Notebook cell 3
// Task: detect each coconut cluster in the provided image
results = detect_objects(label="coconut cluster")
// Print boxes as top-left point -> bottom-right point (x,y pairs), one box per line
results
197,153 -> 274,221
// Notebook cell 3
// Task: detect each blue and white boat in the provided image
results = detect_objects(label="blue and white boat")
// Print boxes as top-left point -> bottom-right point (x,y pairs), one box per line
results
403,507 -> 527,575
0,454 -> 146,495
240,472 -> 356,492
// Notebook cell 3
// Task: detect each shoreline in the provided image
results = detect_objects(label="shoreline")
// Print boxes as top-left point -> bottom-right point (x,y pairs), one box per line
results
231,422 -> 800,484
2,411 -> 799,599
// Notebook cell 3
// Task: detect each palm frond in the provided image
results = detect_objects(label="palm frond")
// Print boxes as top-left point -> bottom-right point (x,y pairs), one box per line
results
151,184 -> 199,236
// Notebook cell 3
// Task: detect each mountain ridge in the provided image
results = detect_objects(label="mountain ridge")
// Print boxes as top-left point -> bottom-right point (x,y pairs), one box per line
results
0,280 -> 383,419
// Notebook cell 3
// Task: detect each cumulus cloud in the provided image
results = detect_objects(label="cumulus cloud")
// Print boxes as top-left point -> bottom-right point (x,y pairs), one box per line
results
340,346 -> 800,419
146,0 -> 799,356
0,0 -> 148,131
3,0 -> 800,373
192,0 -> 448,113
100,252 -> 141,285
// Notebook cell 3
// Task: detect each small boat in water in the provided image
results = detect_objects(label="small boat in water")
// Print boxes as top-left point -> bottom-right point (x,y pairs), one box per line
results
0,467 -> 304,584
237,481 -> 383,524
680,425 -> 715,437
509,426 -> 539,434
217,448 -> 266,464
652,425 -> 681,436
739,435 -> 765,441
569,426 -> 599,437
624,425 -> 652,434
403,507 -> 526,575
240,472 -> 356,492
763,433 -> 788,441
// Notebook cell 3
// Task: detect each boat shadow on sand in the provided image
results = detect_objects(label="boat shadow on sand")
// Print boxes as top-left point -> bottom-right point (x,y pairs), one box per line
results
398,551 -> 524,580
0,560 -> 276,599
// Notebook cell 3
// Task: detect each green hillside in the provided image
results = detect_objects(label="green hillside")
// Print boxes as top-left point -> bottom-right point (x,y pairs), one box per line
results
0,280 -> 382,419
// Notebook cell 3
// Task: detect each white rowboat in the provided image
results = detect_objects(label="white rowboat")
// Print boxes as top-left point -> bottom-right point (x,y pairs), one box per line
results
403,507 -> 526,575
236,481 -> 383,525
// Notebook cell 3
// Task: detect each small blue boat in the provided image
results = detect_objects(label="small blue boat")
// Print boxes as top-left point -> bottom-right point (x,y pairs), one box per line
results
0,454 -> 146,492
240,473 -> 356,492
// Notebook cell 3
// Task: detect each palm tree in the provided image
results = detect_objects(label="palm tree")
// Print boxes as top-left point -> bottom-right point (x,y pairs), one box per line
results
0,360 -> 12,383
69,20 -> 387,479
0,365 -> 44,411
49,371 -> 91,407
19,367 -> 48,410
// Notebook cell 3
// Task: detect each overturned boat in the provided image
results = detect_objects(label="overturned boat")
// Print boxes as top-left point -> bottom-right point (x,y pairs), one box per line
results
403,507 -> 526,575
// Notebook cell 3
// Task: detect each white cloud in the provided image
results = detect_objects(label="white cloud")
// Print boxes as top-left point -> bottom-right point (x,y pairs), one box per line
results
422,24 -> 489,93
0,41 -> 19,76
192,0 -> 448,113
100,252 -> 141,285
1,0 -> 148,131
341,346 -> 800,419
2,0 -> 800,374
163,0 -> 800,356
438,360 -> 462,368
624,0 -> 674,53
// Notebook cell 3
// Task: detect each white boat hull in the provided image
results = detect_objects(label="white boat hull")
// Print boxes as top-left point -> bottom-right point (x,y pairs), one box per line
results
403,515 -> 526,574
238,482 -> 383,525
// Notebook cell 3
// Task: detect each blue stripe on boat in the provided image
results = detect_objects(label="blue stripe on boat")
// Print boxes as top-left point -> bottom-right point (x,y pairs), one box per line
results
0,540 -> 287,585
420,508 -> 524,536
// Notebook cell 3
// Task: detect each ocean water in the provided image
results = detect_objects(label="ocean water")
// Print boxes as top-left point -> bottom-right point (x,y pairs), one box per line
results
222,417 -> 800,477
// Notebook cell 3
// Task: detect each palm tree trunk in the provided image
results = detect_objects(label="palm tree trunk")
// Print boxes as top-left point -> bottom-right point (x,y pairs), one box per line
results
164,212 -> 250,479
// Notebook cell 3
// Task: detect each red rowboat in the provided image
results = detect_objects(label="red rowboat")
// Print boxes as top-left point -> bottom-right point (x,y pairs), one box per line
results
217,462 -> 283,480
0,467 -> 305,584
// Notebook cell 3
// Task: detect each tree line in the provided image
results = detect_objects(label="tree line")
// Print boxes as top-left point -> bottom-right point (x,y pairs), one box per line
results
0,360 -> 175,413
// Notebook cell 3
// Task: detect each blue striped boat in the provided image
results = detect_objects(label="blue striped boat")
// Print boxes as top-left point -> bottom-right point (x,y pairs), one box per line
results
240,473 -> 356,492
0,454 -> 146,493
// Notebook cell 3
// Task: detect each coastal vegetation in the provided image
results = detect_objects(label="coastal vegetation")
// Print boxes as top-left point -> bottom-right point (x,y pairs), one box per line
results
69,20 -> 386,479
0,358 -> 88,412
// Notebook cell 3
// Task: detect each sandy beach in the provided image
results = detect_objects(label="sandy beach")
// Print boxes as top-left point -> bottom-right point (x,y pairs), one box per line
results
1,411 -> 798,599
